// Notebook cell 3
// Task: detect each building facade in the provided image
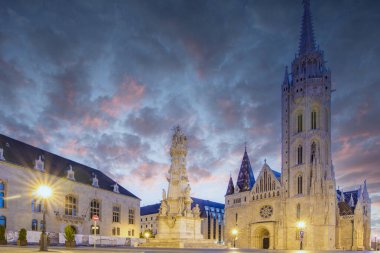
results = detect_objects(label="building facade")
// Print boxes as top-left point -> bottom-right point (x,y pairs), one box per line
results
224,0 -> 371,250
141,197 -> 225,243
0,133 -> 141,239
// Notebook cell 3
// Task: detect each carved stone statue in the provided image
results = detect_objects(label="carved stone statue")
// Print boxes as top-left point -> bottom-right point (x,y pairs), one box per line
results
192,204 -> 200,218
162,189 -> 167,200
160,201 -> 168,216
185,184 -> 191,198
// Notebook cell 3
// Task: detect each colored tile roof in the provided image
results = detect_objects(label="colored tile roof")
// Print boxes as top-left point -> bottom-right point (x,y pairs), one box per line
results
141,197 -> 225,218
236,149 -> 255,192
0,133 -> 139,199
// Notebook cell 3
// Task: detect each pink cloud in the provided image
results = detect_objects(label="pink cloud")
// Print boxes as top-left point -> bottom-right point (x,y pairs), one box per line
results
58,139 -> 88,156
100,78 -> 145,117
82,115 -> 109,129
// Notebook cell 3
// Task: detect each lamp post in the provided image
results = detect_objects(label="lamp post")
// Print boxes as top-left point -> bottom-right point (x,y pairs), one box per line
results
231,228 -> 238,248
297,221 -> 305,250
36,185 -> 52,251
144,231 -> 150,242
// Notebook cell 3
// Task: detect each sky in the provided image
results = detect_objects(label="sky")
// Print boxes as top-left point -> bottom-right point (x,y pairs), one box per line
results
0,0 -> 379,239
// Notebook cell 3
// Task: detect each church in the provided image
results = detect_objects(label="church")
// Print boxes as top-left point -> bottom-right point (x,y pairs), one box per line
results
224,0 -> 371,250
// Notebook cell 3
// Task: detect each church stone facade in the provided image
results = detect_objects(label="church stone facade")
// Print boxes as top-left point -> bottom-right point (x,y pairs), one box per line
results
224,0 -> 371,250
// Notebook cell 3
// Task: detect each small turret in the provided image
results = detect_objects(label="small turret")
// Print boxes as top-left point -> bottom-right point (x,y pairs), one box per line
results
349,193 -> 355,208
362,180 -> 369,200
340,189 -> 345,203
226,175 -> 235,196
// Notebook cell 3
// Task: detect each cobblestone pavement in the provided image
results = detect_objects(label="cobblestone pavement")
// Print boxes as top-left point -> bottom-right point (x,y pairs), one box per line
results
0,245 -> 373,253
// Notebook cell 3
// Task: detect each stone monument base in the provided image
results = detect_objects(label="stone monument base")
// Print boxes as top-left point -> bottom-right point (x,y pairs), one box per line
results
140,215 -> 226,248
141,238 -> 226,248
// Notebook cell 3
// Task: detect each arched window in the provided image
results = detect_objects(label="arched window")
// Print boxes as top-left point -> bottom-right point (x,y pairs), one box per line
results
297,175 -> 303,195
32,219 -> 38,231
297,145 -> 303,164
297,114 -> 303,133
0,180 -> 5,208
90,199 -> 100,219
0,216 -> 6,227
311,110 -> 317,129
32,199 -> 42,212
65,195 -> 77,216
311,142 -> 316,163
296,204 -> 301,219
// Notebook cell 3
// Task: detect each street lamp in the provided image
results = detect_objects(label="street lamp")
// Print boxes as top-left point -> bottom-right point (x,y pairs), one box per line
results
231,228 -> 238,248
144,231 -> 151,242
36,185 -> 52,251
297,221 -> 305,250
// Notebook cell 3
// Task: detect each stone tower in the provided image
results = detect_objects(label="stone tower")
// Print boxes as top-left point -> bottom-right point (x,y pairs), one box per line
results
280,0 -> 337,249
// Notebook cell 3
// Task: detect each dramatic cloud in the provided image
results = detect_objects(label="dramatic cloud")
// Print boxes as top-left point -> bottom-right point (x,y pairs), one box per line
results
0,0 -> 379,237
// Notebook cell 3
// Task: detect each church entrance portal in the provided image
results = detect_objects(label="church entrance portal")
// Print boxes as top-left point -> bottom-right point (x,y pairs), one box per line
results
253,227 -> 271,249
263,237 -> 269,249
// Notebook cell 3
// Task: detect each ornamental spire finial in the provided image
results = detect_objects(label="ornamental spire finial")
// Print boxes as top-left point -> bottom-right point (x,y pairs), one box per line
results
299,0 -> 316,55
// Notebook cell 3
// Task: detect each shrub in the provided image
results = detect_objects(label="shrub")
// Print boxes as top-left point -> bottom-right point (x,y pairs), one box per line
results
18,228 -> 27,241
0,225 -> 5,241
64,226 -> 75,242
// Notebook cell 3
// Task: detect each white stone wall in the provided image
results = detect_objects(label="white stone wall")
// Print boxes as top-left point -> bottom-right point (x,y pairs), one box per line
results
0,161 -> 140,238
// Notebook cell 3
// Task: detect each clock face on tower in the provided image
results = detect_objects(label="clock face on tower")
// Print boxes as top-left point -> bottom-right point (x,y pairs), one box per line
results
260,205 -> 273,218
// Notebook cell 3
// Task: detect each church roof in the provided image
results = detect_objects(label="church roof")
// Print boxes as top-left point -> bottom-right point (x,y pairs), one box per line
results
336,189 -> 359,216
225,176 -> 235,196
271,169 -> 281,180
236,148 -> 255,192
0,133 -> 140,200
298,0 -> 317,56
140,197 -> 225,218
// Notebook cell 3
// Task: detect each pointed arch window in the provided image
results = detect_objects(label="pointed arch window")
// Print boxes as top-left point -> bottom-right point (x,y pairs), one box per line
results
297,114 -> 303,133
311,111 -> 317,129
297,175 -> 303,195
311,142 -> 316,163
297,145 -> 303,164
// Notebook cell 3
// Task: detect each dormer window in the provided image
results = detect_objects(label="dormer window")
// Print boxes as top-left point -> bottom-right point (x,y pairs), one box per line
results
92,175 -> 99,187
67,165 -> 75,181
113,183 -> 119,193
0,147 -> 4,160
34,155 -> 44,172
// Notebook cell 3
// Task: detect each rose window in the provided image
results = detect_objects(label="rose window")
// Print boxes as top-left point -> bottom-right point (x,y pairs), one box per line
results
260,205 -> 273,218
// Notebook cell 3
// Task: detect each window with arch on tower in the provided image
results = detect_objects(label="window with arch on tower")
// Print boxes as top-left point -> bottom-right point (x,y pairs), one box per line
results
297,175 -> 303,195
296,203 -> 301,219
297,114 -> 303,133
311,110 -> 317,129
297,145 -> 303,164
311,142 -> 317,163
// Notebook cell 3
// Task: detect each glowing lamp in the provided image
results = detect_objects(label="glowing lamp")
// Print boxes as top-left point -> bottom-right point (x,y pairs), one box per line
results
36,185 -> 52,199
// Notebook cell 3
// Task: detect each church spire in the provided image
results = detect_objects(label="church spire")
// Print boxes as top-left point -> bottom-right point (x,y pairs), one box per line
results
298,0 -> 316,56
226,175 -> 235,196
236,147 -> 255,192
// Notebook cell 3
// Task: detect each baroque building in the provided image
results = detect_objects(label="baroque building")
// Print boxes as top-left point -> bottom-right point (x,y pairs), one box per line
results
140,198 -> 225,243
0,133 -> 141,243
224,0 -> 371,250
